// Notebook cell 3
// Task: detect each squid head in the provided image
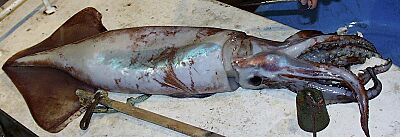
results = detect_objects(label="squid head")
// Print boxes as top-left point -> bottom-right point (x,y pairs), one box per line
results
232,51 -> 391,137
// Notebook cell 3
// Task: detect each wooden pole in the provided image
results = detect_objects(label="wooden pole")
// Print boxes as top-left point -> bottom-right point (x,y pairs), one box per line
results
76,89 -> 224,137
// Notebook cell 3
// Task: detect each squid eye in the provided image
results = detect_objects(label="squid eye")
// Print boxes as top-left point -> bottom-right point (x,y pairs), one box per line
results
249,76 -> 262,86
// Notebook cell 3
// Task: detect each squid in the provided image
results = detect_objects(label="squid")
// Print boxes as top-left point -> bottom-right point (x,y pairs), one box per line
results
2,7 -> 391,136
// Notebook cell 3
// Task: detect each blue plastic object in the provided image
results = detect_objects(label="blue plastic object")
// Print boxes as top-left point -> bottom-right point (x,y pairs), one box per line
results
256,0 -> 400,65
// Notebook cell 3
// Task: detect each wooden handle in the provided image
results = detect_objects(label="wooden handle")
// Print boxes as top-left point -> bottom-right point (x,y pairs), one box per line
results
77,90 -> 224,137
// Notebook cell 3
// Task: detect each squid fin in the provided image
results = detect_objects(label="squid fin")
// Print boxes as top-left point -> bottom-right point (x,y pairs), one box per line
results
4,7 -> 107,64
2,7 -> 106,133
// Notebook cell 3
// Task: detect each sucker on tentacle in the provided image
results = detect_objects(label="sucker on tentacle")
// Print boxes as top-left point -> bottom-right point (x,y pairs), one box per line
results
2,7 -> 391,136
297,35 -> 381,67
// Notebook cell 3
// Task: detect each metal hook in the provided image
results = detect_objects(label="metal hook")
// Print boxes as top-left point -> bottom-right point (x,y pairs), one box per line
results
79,91 -> 102,130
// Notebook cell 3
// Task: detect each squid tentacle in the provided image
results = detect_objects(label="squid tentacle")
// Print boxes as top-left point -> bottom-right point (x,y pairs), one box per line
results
297,35 -> 381,67
364,67 -> 382,100
301,35 -> 378,54
300,45 -> 380,66
309,65 -> 371,137
308,61 -> 384,104
358,59 -> 392,85
299,63 -> 372,137
299,58 -> 390,137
